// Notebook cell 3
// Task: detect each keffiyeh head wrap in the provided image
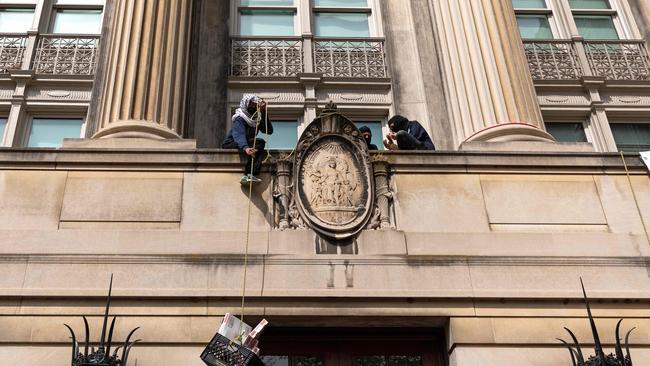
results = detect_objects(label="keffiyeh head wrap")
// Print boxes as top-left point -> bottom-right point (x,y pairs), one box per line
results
232,94 -> 260,128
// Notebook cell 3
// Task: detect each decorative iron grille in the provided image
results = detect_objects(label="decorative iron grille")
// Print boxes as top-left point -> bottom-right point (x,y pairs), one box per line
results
231,37 -> 303,77
0,34 -> 28,73
32,35 -> 100,75
314,38 -> 387,78
523,40 -> 583,80
585,40 -> 650,81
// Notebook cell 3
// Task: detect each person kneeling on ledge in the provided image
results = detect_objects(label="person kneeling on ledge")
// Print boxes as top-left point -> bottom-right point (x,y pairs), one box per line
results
383,115 -> 435,151
222,94 -> 274,185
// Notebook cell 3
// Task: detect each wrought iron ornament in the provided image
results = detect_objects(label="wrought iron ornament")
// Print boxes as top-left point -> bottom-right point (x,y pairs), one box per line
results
557,279 -> 635,366
64,275 -> 140,366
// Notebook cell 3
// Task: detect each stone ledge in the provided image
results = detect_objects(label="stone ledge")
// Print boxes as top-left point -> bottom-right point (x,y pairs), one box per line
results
0,149 -> 645,173
63,137 -> 198,149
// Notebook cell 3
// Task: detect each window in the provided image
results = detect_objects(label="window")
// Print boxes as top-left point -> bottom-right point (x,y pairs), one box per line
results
0,117 -> 6,144
0,8 -> 34,33
313,0 -> 371,37
51,9 -> 102,34
27,118 -> 83,148
238,0 -> 295,36
610,123 -> 650,152
355,121 -> 384,150
545,122 -> 588,143
265,120 -> 298,150
512,0 -> 554,39
569,0 -> 619,39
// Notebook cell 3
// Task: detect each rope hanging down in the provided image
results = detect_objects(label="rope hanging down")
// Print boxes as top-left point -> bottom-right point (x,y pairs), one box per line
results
620,151 -> 650,246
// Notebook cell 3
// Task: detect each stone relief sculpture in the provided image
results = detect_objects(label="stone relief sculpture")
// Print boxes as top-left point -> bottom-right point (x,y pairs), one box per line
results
272,102 -> 395,239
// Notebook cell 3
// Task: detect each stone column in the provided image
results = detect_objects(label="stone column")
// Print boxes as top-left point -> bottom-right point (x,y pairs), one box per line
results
432,0 -> 554,145
93,0 -> 192,139
629,0 -> 650,47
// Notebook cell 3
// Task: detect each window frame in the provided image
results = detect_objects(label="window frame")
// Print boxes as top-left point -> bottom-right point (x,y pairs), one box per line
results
47,1 -> 104,35
232,0 -> 299,37
22,114 -> 86,148
311,0 -> 379,38
567,0 -> 634,40
0,4 -> 36,34
608,120 -> 650,152
513,0 -> 562,39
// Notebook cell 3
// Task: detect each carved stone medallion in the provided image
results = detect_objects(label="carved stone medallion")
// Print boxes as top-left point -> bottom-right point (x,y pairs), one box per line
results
293,106 -> 374,240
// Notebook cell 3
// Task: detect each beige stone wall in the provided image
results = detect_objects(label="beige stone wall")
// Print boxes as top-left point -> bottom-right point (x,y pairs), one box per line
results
0,150 -> 648,365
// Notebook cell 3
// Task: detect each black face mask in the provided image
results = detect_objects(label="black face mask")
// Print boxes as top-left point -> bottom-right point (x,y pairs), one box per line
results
247,106 -> 257,116
363,134 -> 372,145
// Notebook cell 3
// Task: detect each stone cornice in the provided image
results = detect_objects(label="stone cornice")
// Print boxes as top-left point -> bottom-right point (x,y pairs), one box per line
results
0,149 -> 645,174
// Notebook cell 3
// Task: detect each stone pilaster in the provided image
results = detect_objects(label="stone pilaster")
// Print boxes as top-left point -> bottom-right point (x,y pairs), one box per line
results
93,0 -> 192,139
432,0 -> 554,145
629,0 -> 650,48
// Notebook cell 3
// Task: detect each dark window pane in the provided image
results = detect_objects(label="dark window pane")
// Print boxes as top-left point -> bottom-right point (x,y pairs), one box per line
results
389,356 -> 422,366
569,0 -> 611,9
545,123 -> 588,143
315,0 -> 368,6
28,118 -> 83,148
512,0 -> 547,8
0,117 -> 6,144
611,123 -> 650,152
242,0 -> 294,5
516,15 -> 553,39
574,15 -> 618,39
314,12 -> 369,37
240,10 -> 294,36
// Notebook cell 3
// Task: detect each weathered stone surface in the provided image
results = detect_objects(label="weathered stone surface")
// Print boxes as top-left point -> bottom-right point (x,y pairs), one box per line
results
60,172 -> 183,222
481,175 -> 606,225
0,171 -> 66,230
393,174 -> 490,232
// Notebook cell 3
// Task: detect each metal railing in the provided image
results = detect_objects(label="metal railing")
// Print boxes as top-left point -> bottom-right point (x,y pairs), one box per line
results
523,40 -> 583,80
314,38 -> 387,78
0,34 -> 28,73
523,39 -> 650,81
584,40 -> 650,81
230,37 -> 303,77
32,34 -> 100,75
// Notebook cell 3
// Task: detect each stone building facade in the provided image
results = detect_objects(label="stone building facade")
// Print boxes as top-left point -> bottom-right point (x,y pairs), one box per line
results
0,0 -> 650,365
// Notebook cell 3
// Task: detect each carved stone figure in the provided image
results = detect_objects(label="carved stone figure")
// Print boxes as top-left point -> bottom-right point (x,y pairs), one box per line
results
272,102 -> 395,238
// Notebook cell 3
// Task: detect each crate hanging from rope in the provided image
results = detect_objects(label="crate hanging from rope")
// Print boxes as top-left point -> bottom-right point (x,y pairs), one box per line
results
201,314 -> 268,366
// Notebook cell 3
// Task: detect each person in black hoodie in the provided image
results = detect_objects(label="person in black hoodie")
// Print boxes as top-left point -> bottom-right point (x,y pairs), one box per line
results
222,94 -> 274,185
383,115 -> 435,151
358,126 -> 378,150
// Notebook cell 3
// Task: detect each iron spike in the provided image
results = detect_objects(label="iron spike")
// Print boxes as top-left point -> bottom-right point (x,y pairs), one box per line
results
63,324 -> 77,366
122,339 -> 141,365
99,273 -> 114,351
564,327 -> 586,364
82,316 -> 90,356
625,327 -> 636,365
580,278 -> 606,361
121,327 -> 140,362
105,316 -> 117,361
557,338 -> 578,366
615,319 -> 625,362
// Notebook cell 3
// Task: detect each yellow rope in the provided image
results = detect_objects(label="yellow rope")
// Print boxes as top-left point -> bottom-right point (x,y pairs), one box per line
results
620,151 -> 650,246
237,103 -> 264,343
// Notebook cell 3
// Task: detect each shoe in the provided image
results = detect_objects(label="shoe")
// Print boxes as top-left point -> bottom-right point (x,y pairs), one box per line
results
240,175 -> 251,186
249,175 -> 262,183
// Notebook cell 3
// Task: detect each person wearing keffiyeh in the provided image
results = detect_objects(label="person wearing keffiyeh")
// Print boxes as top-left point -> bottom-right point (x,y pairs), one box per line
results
222,94 -> 274,185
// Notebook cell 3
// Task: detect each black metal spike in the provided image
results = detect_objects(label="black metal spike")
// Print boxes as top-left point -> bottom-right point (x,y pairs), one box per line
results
580,277 -> 607,361
82,316 -> 90,356
557,338 -> 579,366
625,327 -> 636,365
105,316 -> 117,360
564,327 -> 586,364
122,339 -> 141,365
121,327 -> 140,362
63,324 -> 78,366
99,274 -> 114,351
113,345 -> 122,358
615,319 -> 625,362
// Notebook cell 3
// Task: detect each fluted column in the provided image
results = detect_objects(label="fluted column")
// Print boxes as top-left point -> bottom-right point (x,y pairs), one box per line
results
94,0 -> 192,139
432,0 -> 554,145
